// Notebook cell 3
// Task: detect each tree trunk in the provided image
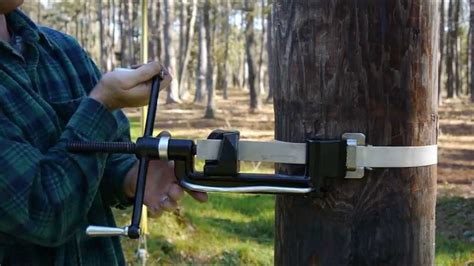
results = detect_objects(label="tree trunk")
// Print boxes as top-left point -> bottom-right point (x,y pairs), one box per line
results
178,0 -> 198,99
194,8 -> 206,103
266,0 -> 274,103
446,0 -> 455,98
257,0 -> 267,95
439,0 -> 445,105
471,0 -> 474,101
221,0 -> 231,100
467,24 -> 471,96
204,0 -> 215,118
179,0 -> 187,74
454,0 -> 461,97
273,1 -> 438,265
245,0 -> 260,112
163,0 -> 181,103
97,0 -> 106,70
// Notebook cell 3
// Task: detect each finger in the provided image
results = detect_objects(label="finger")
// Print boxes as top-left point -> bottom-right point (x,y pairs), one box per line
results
168,184 -> 185,202
147,205 -> 163,218
186,190 -> 208,203
121,83 -> 153,107
120,62 -> 162,89
130,64 -> 144,69
160,195 -> 178,212
157,131 -> 171,138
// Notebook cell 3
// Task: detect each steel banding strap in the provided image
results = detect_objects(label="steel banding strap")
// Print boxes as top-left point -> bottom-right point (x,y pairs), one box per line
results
196,140 -> 307,164
196,140 -> 437,168
354,145 -> 437,168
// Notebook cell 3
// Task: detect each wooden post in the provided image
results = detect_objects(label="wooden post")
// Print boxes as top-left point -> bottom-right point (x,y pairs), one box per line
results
272,1 -> 439,265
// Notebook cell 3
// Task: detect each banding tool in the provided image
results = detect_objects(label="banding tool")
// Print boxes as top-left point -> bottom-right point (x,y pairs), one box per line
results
67,75 -> 437,239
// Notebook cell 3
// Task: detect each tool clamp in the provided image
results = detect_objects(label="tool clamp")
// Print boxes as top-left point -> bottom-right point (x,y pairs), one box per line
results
67,75 -> 437,239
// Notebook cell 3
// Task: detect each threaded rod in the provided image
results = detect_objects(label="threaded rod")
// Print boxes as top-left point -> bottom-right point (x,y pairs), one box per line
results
67,142 -> 137,154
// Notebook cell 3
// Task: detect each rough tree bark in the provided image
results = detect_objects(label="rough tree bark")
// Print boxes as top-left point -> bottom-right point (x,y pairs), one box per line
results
245,0 -> 260,112
439,0 -> 445,105
453,0 -> 461,97
178,0 -> 198,99
97,0 -> 106,70
446,0 -> 455,98
471,0 -> 474,101
273,1 -> 438,265
194,8 -> 206,103
266,0 -> 274,103
219,0 -> 231,100
257,0 -> 267,95
163,0 -> 180,103
179,0 -> 187,74
204,0 -> 215,118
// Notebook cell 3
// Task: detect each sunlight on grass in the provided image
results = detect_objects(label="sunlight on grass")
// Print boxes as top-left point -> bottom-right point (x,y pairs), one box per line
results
116,194 -> 275,265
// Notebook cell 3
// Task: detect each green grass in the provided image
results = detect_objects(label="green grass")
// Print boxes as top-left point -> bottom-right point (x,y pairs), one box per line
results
435,197 -> 474,266
115,195 -> 473,265
116,194 -> 275,265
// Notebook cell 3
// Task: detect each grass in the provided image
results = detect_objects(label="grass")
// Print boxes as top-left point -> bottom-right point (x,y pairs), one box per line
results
116,193 -> 275,265
121,126 -> 473,265
435,197 -> 474,266
115,194 -> 474,265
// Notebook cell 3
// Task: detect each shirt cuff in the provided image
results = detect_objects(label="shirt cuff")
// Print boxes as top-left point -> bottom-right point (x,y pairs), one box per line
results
66,97 -> 118,141
108,156 -> 137,208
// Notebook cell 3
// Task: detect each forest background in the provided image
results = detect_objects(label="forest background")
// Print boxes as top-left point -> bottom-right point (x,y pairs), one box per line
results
19,0 -> 473,265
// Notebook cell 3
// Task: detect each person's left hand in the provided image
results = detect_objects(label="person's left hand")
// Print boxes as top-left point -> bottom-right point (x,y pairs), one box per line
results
123,159 -> 208,217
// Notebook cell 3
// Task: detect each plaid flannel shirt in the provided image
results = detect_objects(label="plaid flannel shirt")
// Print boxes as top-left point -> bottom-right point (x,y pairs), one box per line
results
0,10 -> 137,265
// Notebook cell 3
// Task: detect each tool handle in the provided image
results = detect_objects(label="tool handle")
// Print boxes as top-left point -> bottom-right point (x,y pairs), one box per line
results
128,75 -> 162,238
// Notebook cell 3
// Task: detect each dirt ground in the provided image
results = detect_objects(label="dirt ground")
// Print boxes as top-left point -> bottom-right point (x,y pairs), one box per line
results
125,90 -> 473,198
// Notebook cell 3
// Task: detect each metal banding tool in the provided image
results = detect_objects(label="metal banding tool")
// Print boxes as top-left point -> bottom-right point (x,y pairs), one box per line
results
66,76 -> 438,239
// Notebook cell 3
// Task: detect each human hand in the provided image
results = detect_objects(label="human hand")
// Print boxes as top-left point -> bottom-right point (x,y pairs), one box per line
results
89,62 -> 172,111
123,160 -> 208,217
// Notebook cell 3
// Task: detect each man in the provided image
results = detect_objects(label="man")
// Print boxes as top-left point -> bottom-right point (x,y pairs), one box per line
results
0,1 -> 207,264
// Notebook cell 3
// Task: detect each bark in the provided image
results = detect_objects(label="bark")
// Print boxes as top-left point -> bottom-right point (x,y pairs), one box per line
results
37,1 -> 41,23
179,0 -> 187,73
273,1 -> 438,265
266,0 -> 274,103
220,0 -> 231,100
240,11 -> 247,90
130,0 -> 138,65
148,0 -> 156,61
163,0 -> 180,103
98,0 -> 105,70
439,0 -> 445,105
446,0 -> 455,98
178,0 -> 198,98
467,24 -> 471,96
204,0 -> 215,118
257,0 -> 266,95
471,0 -> 474,101
194,9 -> 206,103
245,0 -> 260,111
454,0 -> 461,97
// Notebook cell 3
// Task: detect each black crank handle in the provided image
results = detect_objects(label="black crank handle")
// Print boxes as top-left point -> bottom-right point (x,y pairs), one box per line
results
128,74 -> 162,238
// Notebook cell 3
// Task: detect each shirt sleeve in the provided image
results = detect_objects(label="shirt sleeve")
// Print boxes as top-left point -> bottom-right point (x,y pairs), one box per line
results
99,110 -> 137,209
0,97 -> 119,247
40,28 -> 138,207
79,46 -> 138,209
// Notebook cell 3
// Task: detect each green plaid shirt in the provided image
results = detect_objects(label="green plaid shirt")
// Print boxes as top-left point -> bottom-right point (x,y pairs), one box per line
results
0,10 -> 137,265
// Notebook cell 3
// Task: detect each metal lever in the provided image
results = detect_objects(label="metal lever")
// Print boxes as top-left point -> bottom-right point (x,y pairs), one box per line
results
86,225 -> 129,237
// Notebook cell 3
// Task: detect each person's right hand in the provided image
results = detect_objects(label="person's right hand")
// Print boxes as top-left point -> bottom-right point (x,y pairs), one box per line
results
89,62 -> 172,111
